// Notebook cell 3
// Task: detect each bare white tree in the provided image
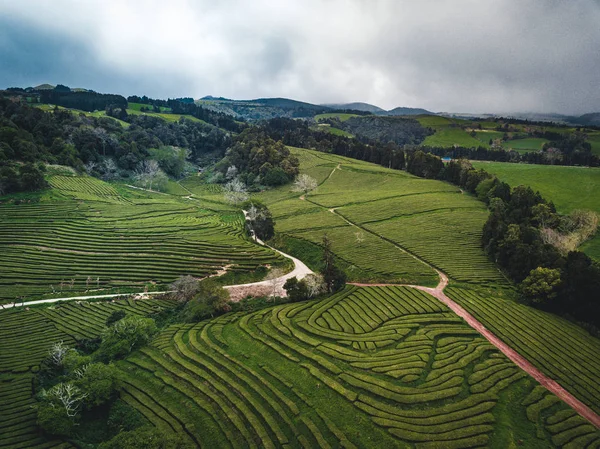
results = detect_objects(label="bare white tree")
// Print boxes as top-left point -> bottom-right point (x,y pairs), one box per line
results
73,364 -> 90,380
304,273 -> 326,298
292,174 -> 318,195
84,161 -> 97,174
42,383 -> 88,417
266,268 -> 285,297
226,165 -> 238,180
170,275 -> 200,302
102,158 -> 118,181
48,341 -> 69,366
223,178 -> 248,204
135,160 -> 161,191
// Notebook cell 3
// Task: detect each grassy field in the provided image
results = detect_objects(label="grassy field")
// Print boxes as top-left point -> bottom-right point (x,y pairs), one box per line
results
312,123 -> 355,138
588,132 -> 600,156
128,102 -> 171,113
0,175 -> 287,303
470,162 -> 600,214
423,128 -> 489,148
115,286 -> 600,447
257,148 -> 506,286
35,103 -> 209,126
35,104 -> 130,127
125,107 -> 209,125
471,161 -> 600,259
505,137 -> 550,152
314,113 -> 360,122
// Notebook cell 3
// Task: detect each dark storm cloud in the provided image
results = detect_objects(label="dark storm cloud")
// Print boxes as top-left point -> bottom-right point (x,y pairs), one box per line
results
0,0 -> 599,114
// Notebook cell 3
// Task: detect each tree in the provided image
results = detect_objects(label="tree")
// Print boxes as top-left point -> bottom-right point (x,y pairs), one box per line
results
292,174 -> 318,195
40,382 -> 88,418
105,309 -> 126,327
226,165 -> 238,180
74,362 -> 119,407
102,158 -> 119,181
135,160 -> 162,191
181,279 -> 230,321
321,234 -> 346,293
520,267 -> 562,305
244,202 -> 275,240
223,178 -> 248,204
283,276 -> 309,302
265,268 -> 285,297
170,275 -> 200,302
48,341 -> 69,366
96,316 -> 157,361
304,273 -> 326,298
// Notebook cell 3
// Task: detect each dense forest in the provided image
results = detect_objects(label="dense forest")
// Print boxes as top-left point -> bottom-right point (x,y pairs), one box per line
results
0,96 -> 233,193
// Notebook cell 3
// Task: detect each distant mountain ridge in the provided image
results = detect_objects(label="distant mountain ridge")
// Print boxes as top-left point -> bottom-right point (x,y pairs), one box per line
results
323,102 -> 434,116
322,102 -> 386,113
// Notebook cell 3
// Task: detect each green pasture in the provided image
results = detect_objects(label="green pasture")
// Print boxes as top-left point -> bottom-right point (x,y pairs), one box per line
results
472,161 -> 600,259
35,104 -> 130,127
125,107 -> 209,125
505,137 -> 550,152
471,162 -> 600,214
422,127 -> 489,148
314,113 -> 359,122
588,132 -> 600,156
128,102 -> 172,112
313,123 -> 354,137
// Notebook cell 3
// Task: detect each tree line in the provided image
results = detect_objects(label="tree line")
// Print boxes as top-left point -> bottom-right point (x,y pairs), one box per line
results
261,118 -> 409,170
407,151 -> 600,331
0,97 -> 233,194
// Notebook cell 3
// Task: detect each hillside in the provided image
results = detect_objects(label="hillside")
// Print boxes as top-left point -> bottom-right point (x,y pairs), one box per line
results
322,102 -> 386,113
1,149 -> 599,448
471,161 -> 600,260
2,89 -> 600,448
384,106 -> 433,116
197,96 -> 331,121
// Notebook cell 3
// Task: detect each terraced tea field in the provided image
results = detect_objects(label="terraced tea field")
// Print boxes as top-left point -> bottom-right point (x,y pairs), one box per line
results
257,148 -> 506,286
118,286 -> 600,447
0,298 -> 176,448
447,287 -> 600,417
0,175 -> 286,303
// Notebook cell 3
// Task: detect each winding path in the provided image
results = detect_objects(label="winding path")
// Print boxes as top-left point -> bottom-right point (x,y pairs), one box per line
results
223,234 -> 313,301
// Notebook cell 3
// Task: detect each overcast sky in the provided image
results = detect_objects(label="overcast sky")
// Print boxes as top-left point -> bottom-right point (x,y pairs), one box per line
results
1,0 -> 599,114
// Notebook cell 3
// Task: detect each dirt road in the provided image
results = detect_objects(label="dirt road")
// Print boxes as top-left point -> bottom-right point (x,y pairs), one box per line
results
351,271 -> 600,428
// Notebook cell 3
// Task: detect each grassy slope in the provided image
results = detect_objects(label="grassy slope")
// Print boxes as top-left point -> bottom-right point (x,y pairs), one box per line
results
417,115 -> 490,148
471,161 -> 600,259
0,175 -> 286,303
257,148 -> 505,286
505,137 -> 550,151
35,103 -> 130,127
117,286 -> 599,448
314,112 -> 360,122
